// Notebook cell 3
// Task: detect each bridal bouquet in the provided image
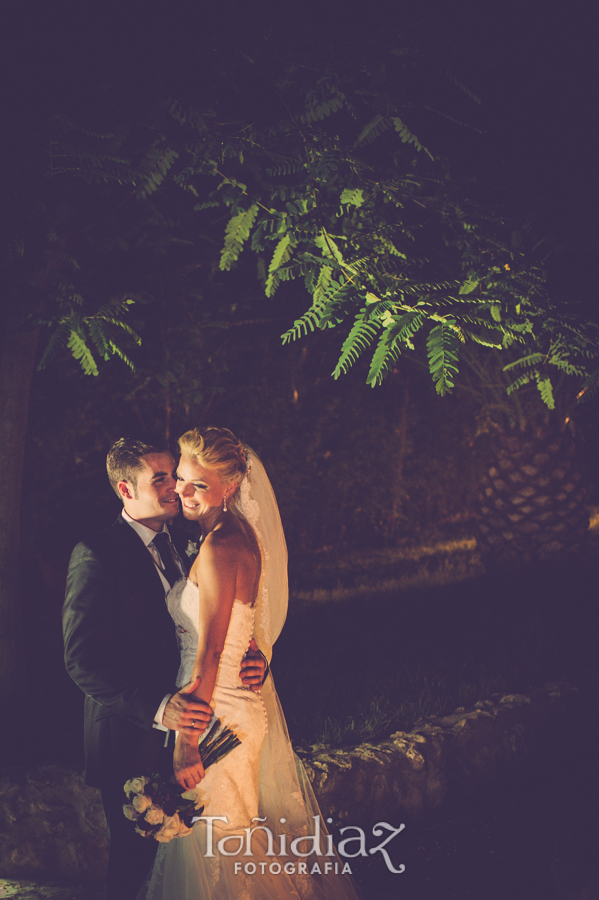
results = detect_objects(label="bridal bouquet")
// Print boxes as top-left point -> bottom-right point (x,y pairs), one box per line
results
123,719 -> 240,842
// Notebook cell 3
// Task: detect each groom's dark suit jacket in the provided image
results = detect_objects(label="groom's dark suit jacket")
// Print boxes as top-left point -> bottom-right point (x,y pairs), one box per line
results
63,514 -> 191,788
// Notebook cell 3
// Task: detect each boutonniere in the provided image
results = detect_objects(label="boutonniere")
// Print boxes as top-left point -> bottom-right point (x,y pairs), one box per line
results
185,538 -> 200,560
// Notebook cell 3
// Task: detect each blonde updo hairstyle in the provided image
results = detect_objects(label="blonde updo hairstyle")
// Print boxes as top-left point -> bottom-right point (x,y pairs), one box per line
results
177,426 -> 247,503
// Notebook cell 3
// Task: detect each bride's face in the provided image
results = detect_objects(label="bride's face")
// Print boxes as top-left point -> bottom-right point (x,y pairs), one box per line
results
175,454 -> 230,520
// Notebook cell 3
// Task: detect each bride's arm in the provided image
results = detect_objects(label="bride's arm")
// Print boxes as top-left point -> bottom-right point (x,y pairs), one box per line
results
174,534 -> 237,790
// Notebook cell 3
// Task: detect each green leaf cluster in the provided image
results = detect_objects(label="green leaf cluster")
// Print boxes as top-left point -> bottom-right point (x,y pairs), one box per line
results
9,28 -> 597,414
38,302 -> 139,376
160,36 -> 599,413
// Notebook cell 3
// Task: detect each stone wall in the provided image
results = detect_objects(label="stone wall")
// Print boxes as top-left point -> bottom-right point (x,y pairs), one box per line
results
298,682 -> 578,829
0,682 -> 578,884
0,767 -> 107,882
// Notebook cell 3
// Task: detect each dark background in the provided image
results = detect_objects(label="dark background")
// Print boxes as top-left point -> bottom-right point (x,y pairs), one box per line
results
1,3 -> 599,896
2,0 -> 596,751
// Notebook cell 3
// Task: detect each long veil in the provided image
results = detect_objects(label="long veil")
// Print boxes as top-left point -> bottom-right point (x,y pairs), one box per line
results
236,447 -> 288,666
235,449 -> 362,898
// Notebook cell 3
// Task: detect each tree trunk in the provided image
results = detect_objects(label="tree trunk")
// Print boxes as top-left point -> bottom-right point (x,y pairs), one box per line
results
475,425 -> 589,565
0,324 -> 39,715
391,380 -> 410,519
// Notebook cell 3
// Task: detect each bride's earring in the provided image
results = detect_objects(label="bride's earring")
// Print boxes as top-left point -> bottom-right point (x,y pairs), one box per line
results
222,493 -> 228,512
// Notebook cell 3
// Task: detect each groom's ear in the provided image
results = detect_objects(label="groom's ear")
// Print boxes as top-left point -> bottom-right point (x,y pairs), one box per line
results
117,480 -> 134,501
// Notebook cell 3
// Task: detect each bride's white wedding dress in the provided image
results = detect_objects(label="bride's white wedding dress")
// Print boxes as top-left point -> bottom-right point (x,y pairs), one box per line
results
139,577 -> 362,900
169,581 -> 267,833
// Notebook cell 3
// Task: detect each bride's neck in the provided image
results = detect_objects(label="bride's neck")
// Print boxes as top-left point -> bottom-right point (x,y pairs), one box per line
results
199,508 -> 227,538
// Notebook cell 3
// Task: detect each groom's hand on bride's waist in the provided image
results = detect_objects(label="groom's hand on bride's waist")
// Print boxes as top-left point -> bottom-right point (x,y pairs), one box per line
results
162,679 -> 212,734
240,638 -> 268,690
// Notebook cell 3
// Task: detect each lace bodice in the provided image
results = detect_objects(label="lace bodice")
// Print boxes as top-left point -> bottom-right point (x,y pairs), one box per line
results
166,578 -> 255,689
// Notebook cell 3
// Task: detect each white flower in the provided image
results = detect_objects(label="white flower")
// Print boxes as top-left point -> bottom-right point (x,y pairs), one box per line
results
186,539 -> 199,559
132,794 -> 153,814
175,820 -> 193,838
124,776 -> 149,795
122,804 -> 139,820
145,806 -> 165,826
154,814 -> 181,843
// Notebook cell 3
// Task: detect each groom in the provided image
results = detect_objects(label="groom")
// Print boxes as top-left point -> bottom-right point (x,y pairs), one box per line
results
63,437 -> 266,900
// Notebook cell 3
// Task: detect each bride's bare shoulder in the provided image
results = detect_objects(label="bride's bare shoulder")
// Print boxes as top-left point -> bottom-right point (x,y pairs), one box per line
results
203,517 -> 257,559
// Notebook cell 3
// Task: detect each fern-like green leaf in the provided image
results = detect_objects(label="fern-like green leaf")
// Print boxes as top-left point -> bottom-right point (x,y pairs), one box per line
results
353,114 -> 390,147
281,273 -> 349,343
219,204 -> 259,271
313,264 -> 334,305
503,353 -> 545,371
340,188 -> 366,208
366,330 -> 403,386
391,118 -> 434,160
378,238 -> 407,259
535,373 -> 555,409
506,372 -> 533,395
266,161 -> 304,177
67,330 -> 99,376
332,311 -> 381,378
137,146 -> 179,199
426,322 -> 460,395
466,332 -> 504,350
300,95 -> 344,125
364,310 -> 426,386
90,304 -> 141,345
107,317 -> 142,344
281,306 -> 326,343
88,319 -> 111,360
194,199 -> 221,211
441,70 -> 482,105
37,323 -> 70,370
265,234 -> 294,297
459,277 -> 479,295
548,358 -> 586,377
385,310 -> 425,346
108,340 -> 135,370
314,231 -> 345,265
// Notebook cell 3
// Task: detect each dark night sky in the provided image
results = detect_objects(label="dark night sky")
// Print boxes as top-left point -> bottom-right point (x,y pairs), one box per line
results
2,0 -> 597,275
3,1 -> 597,190
449,1 -> 598,212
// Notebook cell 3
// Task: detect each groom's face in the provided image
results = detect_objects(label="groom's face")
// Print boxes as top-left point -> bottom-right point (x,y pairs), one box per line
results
119,452 -> 180,529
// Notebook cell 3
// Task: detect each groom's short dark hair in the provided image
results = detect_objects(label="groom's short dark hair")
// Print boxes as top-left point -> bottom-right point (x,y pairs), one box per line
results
106,437 -> 165,500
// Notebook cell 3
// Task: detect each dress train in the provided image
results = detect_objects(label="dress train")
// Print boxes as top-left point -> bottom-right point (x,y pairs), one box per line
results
138,581 -> 361,900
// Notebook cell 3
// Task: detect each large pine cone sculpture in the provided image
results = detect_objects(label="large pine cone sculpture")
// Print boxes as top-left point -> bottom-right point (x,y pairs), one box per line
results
476,428 -> 589,563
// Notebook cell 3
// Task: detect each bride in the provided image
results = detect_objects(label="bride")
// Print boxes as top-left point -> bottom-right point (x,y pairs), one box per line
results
138,426 -> 361,900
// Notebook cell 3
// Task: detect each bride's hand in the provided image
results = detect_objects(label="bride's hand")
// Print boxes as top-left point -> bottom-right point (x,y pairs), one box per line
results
162,677 -> 212,734
173,735 -> 206,790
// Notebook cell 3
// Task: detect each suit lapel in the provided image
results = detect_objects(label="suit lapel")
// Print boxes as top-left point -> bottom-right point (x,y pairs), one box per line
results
112,514 -> 169,609
113,514 -> 195,593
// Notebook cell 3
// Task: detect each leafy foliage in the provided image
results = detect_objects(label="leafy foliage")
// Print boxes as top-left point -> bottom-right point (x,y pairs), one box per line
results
3,111 -> 174,376
7,27 -> 597,416
427,321 -> 462,396
38,303 -> 139,376
220,204 -> 259,271
157,36 -> 599,415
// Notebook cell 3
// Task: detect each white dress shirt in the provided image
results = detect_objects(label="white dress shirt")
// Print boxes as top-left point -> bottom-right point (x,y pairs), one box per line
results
122,510 -> 185,730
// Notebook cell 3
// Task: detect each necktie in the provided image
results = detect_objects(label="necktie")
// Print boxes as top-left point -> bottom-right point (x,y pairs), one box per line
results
152,532 -> 181,587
